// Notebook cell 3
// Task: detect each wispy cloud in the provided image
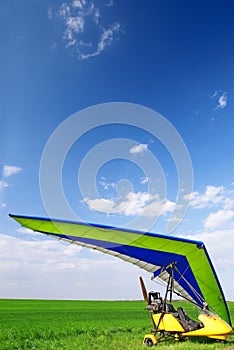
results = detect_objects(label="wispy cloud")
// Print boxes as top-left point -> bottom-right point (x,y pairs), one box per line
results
0,165 -> 23,208
130,144 -> 148,154
80,23 -> 122,59
0,180 -> 8,191
106,0 -> 114,6
217,93 -> 227,109
3,165 -> 23,178
212,91 -> 228,110
50,1 -> 123,60
48,7 -> 53,20
140,176 -> 149,185
99,177 -> 116,190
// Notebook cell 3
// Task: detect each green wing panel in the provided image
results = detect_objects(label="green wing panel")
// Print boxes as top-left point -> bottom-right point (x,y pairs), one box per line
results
9,214 -> 231,326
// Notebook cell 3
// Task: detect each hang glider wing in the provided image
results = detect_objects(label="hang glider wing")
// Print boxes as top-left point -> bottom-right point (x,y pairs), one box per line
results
9,214 -> 231,326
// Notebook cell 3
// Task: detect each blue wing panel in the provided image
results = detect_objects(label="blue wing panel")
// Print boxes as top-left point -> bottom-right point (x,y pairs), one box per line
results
50,232 -> 204,306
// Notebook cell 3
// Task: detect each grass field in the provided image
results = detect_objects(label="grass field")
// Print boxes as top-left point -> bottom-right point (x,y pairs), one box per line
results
0,299 -> 233,350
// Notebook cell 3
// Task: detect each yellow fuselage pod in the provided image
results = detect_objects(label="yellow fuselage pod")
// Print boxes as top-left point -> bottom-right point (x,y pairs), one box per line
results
182,313 -> 233,341
152,313 -> 185,332
152,312 -> 232,341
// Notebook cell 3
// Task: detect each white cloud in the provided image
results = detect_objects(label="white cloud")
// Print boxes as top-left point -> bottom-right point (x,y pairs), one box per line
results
217,93 -> 227,109
93,7 -> 100,25
0,180 -> 8,191
204,209 -> 234,230
99,178 -> 116,190
84,197 -> 115,212
3,165 -> 23,178
106,0 -> 114,6
48,7 -> 53,19
59,2 -> 71,17
58,2 -> 96,48
84,191 -> 175,218
72,0 -> 83,9
52,1 -> 123,60
0,165 -> 23,206
177,180 -> 234,286
162,199 -> 176,213
0,233 -> 155,299
182,227 -> 234,300
98,23 -> 120,52
140,176 -> 149,185
186,185 -> 225,209
16,227 -> 34,235
64,16 -> 85,47
80,23 -> 122,59
187,228 -> 234,268
186,185 -> 234,231
118,191 -> 150,216
222,196 -> 234,210
130,144 -> 148,154
0,233 -> 82,266
212,91 -> 228,110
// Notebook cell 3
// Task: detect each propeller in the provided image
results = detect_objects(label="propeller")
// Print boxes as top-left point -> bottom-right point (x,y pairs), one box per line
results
139,276 -> 158,330
139,276 -> 149,304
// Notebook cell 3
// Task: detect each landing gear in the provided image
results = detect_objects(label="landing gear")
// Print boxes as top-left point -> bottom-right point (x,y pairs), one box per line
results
216,339 -> 226,344
175,334 -> 187,342
143,334 -> 157,347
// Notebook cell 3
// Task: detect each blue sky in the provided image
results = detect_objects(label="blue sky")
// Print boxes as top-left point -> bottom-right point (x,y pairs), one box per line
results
1,0 -> 234,300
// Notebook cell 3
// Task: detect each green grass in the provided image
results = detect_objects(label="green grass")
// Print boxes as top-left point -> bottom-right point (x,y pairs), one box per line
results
0,299 -> 233,349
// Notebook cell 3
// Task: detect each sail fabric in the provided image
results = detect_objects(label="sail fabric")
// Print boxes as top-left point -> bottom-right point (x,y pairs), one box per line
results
10,214 -> 231,326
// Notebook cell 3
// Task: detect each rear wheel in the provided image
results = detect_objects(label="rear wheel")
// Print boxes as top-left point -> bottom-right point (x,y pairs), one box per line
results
175,334 -> 186,342
216,340 -> 226,344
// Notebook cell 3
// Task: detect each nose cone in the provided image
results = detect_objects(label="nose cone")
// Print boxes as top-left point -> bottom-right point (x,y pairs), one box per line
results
199,313 -> 232,336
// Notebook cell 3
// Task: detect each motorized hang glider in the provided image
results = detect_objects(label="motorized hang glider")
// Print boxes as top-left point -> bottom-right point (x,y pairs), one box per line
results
10,214 -> 231,329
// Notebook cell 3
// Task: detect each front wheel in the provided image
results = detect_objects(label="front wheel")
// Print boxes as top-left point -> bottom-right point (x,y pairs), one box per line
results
144,337 -> 156,347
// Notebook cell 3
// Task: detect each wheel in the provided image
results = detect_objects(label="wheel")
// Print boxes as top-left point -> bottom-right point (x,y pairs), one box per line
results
216,340 -> 226,344
175,334 -> 186,342
144,337 -> 155,347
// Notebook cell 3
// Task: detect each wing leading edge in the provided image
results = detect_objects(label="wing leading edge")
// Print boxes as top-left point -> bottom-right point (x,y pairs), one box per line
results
9,214 -> 231,326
